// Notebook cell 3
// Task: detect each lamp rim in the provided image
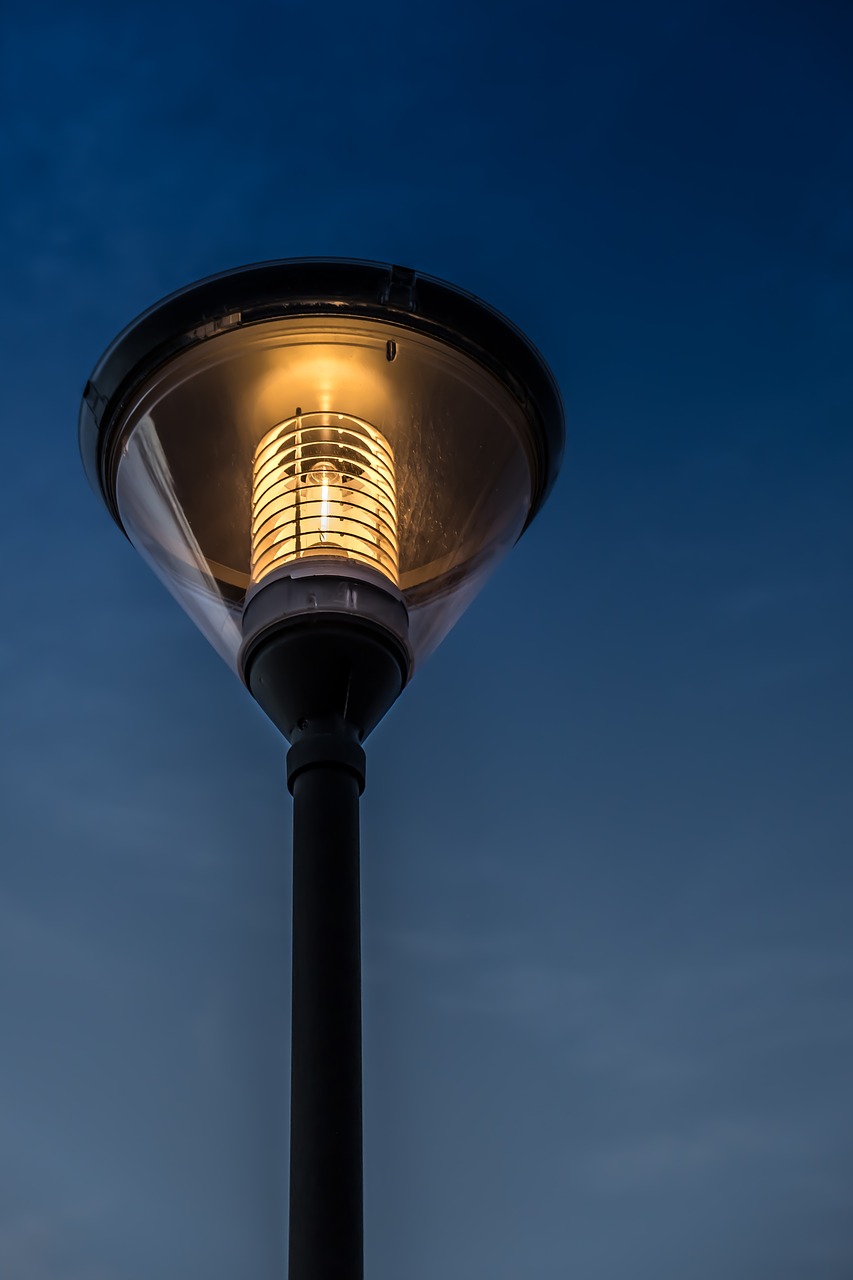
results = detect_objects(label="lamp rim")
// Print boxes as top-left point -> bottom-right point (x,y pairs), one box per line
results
78,257 -> 565,535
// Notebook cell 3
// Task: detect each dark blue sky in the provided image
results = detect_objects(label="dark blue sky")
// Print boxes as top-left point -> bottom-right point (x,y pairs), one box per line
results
2,2 -> 852,1277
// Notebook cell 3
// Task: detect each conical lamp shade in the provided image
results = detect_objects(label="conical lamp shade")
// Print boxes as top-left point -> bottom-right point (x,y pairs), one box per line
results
80,260 -> 564,683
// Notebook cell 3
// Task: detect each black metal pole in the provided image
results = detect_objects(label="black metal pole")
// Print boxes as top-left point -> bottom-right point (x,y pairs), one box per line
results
245,612 -> 408,1280
286,730 -> 367,1280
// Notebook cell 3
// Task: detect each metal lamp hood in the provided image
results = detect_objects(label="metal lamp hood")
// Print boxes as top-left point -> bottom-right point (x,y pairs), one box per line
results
79,258 -> 564,732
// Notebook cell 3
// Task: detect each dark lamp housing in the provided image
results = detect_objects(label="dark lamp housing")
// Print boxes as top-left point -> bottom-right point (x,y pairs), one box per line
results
80,259 -> 563,739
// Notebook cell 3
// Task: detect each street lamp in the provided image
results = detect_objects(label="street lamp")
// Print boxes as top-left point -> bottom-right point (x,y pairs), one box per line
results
79,258 -> 564,1280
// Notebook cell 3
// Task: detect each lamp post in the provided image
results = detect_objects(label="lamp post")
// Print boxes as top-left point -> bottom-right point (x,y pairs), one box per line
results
79,258 -> 564,1280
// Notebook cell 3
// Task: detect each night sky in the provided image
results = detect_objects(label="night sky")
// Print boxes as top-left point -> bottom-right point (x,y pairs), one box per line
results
2,2 -> 852,1277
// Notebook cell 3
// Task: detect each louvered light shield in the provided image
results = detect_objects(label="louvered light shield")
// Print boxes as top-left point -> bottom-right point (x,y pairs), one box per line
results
252,412 -> 399,587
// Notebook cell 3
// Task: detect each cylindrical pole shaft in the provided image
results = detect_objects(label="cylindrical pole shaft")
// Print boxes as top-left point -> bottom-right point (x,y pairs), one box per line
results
288,754 -> 364,1280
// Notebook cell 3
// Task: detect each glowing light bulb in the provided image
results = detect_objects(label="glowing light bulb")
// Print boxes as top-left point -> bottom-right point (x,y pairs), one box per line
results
251,411 -> 399,585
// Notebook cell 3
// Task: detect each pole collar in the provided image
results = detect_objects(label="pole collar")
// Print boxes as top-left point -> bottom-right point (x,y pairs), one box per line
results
286,734 -> 367,795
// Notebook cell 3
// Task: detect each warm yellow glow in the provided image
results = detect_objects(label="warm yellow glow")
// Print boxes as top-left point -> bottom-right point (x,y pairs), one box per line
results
251,412 -> 399,585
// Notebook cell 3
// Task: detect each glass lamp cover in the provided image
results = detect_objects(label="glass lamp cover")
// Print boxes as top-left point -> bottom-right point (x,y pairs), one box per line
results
81,261 -> 563,678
